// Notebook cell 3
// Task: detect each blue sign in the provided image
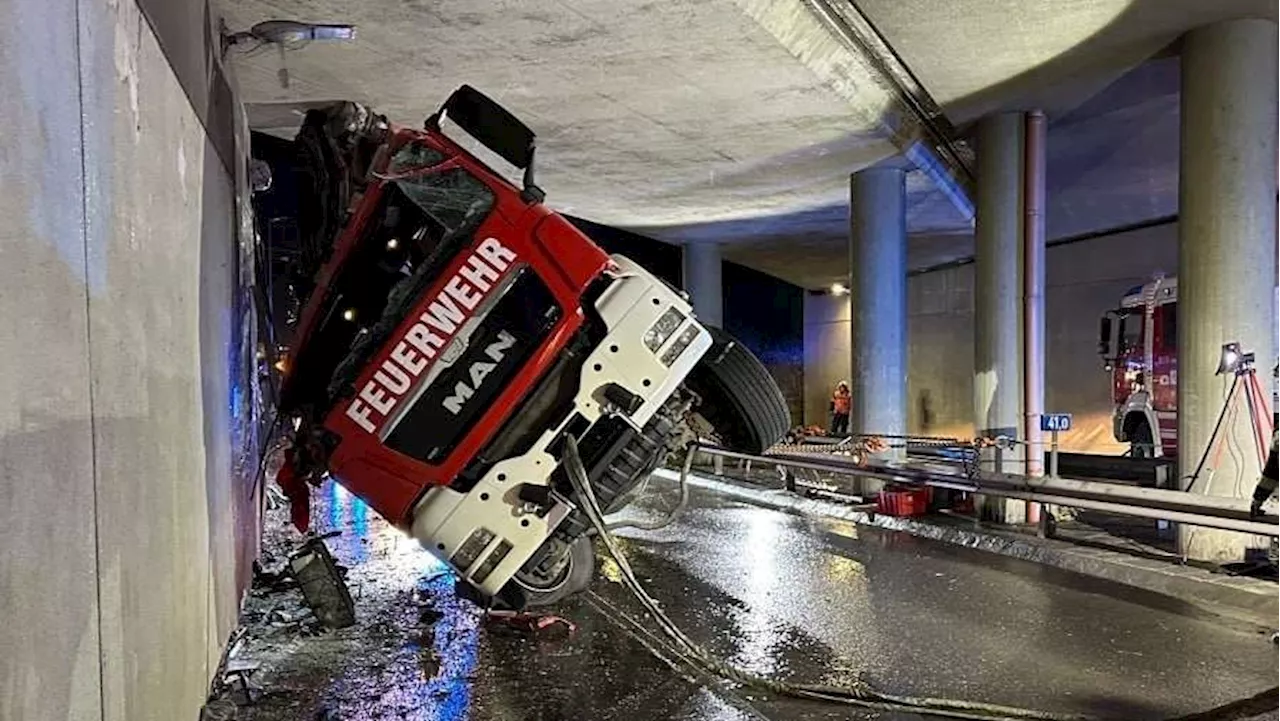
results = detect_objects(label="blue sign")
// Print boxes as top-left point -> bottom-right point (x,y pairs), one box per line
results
1041,413 -> 1073,432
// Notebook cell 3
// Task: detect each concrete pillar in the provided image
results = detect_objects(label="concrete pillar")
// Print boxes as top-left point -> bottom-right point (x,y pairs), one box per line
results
849,167 -> 907,489
974,113 -> 1026,523
682,242 -> 723,328
1177,19 -> 1279,562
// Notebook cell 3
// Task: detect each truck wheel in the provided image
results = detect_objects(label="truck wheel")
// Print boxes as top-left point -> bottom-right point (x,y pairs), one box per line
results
510,535 -> 595,608
684,326 -> 790,454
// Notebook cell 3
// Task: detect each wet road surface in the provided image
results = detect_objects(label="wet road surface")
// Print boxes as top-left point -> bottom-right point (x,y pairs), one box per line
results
608,481 -> 1278,720
215,479 -> 1278,721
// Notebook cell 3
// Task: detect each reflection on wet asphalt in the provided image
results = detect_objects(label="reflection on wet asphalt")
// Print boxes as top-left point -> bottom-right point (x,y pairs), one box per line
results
612,481 -> 1278,720
225,479 -> 1277,721
232,482 -> 767,721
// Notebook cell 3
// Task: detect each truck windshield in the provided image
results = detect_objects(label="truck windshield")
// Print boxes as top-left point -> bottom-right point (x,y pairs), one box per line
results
1119,314 -> 1142,355
283,144 -> 498,413
385,142 -> 495,239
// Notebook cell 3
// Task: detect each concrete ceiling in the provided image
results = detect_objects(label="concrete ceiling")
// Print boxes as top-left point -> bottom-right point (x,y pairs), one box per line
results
221,0 -> 904,229
219,0 -> 1276,289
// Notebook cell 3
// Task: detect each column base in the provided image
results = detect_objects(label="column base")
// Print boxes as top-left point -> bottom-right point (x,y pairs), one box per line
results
1177,526 -> 1267,563
977,496 -> 1027,525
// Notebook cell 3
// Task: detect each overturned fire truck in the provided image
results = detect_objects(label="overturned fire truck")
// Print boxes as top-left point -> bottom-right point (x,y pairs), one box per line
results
271,86 -> 790,609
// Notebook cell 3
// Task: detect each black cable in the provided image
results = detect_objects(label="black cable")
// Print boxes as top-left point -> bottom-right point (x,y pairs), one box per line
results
563,436 -> 1096,721
1184,372 -> 1242,490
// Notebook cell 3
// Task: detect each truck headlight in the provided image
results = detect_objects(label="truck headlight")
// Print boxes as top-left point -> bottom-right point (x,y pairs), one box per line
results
644,307 -> 685,352
660,325 -> 701,366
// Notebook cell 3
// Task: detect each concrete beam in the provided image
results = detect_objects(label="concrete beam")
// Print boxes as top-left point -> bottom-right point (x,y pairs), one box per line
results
730,0 -> 974,223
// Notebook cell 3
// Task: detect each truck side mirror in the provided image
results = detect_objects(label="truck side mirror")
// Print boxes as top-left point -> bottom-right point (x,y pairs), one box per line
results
1098,316 -> 1113,358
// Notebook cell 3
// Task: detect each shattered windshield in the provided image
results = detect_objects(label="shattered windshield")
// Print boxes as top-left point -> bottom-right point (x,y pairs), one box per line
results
386,142 -> 495,233
388,142 -> 445,172
395,170 -> 494,234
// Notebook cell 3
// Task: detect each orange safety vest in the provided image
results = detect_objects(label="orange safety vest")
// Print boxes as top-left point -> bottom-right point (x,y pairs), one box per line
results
832,389 -> 851,415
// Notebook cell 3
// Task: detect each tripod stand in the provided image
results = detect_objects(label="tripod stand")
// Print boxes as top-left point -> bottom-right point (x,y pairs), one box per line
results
1184,346 -> 1274,491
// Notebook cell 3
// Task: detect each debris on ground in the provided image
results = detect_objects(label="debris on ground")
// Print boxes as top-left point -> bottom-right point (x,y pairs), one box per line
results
206,479 -> 892,721
251,559 -> 297,593
290,537 -> 356,629
204,481 -> 493,719
484,610 -> 578,637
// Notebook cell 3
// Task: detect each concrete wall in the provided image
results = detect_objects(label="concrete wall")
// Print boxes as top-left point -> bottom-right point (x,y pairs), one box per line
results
1,1 -> 257,719
906,265 -> 977,440
723,262 -> 805,426
803,293 -> 851,431
0,2 -> 102,718
805,222 -> 1178,451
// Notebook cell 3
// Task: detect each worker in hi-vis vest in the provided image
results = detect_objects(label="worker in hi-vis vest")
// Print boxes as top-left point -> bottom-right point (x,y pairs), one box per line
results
1250,429 -> 1278,518
829,381 -> 851,437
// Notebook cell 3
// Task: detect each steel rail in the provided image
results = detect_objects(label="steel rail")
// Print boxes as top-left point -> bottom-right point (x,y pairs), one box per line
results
687,443 -> 1280,538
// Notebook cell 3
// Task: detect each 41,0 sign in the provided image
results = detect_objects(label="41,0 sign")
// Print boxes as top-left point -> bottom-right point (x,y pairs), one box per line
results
1041,413 -> 1073,432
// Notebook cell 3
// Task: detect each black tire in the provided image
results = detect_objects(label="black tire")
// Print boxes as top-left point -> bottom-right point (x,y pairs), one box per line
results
510,535 -> 595,608
684,326 -> 790,454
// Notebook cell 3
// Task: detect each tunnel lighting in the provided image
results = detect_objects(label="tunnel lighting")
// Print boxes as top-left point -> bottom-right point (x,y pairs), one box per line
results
386,238 -> 400,251
830,283 -> 849,296
303,24 -> 356,41
342,308 -> 358,322
244,20 -> 356,46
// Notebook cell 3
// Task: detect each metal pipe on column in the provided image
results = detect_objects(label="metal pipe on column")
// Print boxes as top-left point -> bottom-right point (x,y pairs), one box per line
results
1023,111 -> 1047,524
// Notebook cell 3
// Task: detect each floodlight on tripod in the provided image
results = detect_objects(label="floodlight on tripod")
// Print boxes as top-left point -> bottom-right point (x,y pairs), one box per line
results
1216,342 -> 1255,376
1186,341 -> 1273,490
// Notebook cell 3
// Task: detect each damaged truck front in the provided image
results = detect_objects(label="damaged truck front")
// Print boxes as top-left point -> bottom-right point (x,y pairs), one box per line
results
270,86 -> 790,609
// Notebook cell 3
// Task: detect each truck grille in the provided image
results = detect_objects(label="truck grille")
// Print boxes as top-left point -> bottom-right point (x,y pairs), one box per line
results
384,268 -> 561,463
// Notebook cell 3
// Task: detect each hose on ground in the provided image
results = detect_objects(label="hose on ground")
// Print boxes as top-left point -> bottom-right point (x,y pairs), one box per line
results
563,436 -> 1097,721
605,459 -> 691,533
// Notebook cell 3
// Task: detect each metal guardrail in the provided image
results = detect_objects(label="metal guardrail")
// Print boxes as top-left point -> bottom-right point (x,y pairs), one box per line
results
687,440 -> 1279,538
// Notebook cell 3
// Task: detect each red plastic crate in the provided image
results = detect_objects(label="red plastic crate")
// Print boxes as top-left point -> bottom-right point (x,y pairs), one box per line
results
877,486 -> 929,517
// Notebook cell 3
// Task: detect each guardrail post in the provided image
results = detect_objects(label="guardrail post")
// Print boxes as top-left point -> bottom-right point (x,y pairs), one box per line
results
1039,428 -> 1060,538
1049,429 -> 1060,478
1037,511 -> 1055,539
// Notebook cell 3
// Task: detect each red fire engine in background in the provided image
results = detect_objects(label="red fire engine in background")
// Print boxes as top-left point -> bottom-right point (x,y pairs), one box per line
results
1099,276 -> 1278,459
